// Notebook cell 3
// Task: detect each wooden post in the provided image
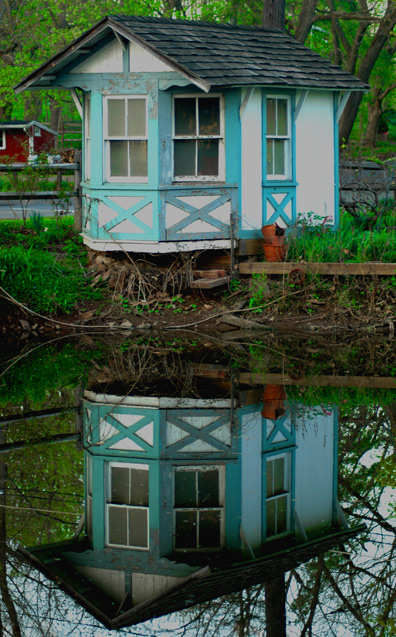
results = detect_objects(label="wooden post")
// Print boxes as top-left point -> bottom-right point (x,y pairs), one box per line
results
74,149 -> 82,232
262,0 -> 285,30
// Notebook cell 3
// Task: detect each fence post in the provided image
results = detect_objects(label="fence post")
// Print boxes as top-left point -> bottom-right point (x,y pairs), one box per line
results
74,150 -> 82,231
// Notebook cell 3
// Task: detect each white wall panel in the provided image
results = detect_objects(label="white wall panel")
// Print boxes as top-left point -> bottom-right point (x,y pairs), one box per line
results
241,90 -> 262,230
295,92 -> 335,222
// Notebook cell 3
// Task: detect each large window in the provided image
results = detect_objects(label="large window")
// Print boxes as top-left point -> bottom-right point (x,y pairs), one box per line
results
104,96 -> 148,181
173,96 -> 224,180
266,453 -> 290,538
174,466 -> 224,550
266,96 -> 291,180
106,463 -> 149,549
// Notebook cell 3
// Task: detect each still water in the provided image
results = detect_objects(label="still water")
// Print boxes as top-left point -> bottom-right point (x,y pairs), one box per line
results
0,334 -> 395,636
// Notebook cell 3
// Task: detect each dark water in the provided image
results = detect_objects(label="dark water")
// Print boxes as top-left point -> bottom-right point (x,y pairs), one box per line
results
0,334 -> 395,636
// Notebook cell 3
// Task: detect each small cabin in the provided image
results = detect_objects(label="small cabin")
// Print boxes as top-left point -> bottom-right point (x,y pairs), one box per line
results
0,120 -> 58,162
18,385 -> 364,629
15,16 -> 367,253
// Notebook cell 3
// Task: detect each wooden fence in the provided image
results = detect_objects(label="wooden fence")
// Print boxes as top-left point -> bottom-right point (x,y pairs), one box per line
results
0,154 -> 82,229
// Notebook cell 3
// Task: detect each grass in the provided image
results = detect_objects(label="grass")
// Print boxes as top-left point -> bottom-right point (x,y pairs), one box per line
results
0,217 -> 101,314
285,214 -> 396,263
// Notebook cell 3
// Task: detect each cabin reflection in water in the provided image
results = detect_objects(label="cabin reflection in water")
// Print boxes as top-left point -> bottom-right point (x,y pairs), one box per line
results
19,381 -> 363,630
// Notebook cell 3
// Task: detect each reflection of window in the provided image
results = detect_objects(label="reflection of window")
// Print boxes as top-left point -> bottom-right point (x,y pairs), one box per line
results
104,96 -> 148,181
266,454 -> 290,538
84,94 -> 91,180
266,96 -> 290,180
174,466 -> 224,550
106,463 -> 149,549
173,96 -> 224,180
0,130 -> 5,150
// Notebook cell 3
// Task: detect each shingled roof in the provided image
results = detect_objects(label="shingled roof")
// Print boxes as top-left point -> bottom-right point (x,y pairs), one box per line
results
14,15 -> 368,95
111,15 -> 367,91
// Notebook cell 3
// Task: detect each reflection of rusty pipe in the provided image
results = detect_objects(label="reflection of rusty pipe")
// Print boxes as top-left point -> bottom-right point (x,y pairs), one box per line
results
261,384 -> 286,420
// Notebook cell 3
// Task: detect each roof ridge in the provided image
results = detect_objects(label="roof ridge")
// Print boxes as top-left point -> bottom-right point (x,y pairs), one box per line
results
110,14 -> 281,33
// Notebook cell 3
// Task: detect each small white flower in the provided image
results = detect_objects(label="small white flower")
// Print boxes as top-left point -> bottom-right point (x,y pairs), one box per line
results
44,227 -> 48,232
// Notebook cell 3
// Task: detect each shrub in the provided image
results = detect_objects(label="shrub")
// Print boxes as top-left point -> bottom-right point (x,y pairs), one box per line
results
0,245 -> 100,314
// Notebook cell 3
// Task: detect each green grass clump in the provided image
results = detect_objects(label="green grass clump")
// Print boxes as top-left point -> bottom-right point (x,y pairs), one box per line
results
286,216 -> 396,263
0,245 -> 100,314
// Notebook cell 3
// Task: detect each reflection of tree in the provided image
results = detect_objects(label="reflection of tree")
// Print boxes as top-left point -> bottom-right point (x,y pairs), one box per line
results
170,402 -> 396,636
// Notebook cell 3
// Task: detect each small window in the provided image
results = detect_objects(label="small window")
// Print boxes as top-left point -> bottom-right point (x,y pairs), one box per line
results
174,466 -> 224,550
266,453 -> 290,538
266,97 -> 291,180
173,96 -> 224,181
34,126 -> 41,137
0,130 -> 5,150
104,96 -> 148,182
106,463 -> 149,549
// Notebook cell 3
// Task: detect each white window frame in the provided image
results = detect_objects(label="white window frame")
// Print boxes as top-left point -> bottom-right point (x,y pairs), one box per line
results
103,95 -> 148,183
265,452 -> 291,539
84,94 -> 91,181
106,462 -> 149,550
34,125 -> 41,137
172,94 -> 225,182
266,95 -> 292,181
173,465 -> 225,551
0,130 -> 5,150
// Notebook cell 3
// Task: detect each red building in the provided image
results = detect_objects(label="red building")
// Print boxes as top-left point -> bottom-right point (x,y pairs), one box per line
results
0,121 -> 58,161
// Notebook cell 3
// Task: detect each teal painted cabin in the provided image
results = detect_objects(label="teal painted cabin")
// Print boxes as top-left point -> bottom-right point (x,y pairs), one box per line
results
18,386 -> 364,629
15,16 -> 366,253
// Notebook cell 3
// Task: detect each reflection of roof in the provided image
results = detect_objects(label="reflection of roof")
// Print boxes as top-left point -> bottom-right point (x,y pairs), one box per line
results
0,120 -> 57,135
18,524 -> 365,630
14,15 -> 368,95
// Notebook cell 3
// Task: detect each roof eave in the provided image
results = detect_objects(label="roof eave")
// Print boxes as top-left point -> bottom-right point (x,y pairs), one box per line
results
14,16 -> 211,96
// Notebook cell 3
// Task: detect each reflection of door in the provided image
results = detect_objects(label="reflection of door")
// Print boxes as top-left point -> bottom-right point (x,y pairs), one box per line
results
106,463 -> 149,549
265,453 -> 290,538
174,466 -> 224,550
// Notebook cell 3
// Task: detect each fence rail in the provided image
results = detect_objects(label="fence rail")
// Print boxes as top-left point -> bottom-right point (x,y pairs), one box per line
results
0,157 -> 82,229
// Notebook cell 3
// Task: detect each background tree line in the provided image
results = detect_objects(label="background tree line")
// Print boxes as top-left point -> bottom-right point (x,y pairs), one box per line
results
1,1 -> 396,150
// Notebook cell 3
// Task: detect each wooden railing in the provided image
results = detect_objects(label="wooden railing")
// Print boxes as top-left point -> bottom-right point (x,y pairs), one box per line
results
0,151 -> 82,229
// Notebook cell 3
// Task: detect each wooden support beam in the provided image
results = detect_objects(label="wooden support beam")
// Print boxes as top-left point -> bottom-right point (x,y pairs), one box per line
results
239,261 -> 396,276
190,276 -> 230,289
239,372 -> 396,389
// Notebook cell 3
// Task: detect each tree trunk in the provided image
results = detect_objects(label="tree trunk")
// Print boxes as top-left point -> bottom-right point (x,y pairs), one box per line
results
262,0 -> 285,30
365,95 -> 382,147
339,3 -> 396,142
294,0 -> 318,43
265,575 -> 286,637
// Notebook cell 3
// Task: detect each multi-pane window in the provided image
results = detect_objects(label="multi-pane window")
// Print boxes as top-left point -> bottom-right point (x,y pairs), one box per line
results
107,463 -> 149,549
173,96 -> 223,180
104,96 -> 147,181
266,454 -> 290,538
84,94 -> 91,180
266,97 -> 290,180
174,466 -> 224,550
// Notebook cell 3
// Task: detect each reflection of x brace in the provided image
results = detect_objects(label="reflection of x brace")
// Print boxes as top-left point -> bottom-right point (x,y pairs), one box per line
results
100,413 -> 154,451
166,412 -> 231,452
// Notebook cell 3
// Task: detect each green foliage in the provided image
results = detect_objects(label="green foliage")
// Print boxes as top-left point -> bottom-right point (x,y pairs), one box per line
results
286,212 -> 396,263
0,244 -> 100,314
248,273 -> 269,311
0,343 -> 102,405
29,211 -> 45,234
